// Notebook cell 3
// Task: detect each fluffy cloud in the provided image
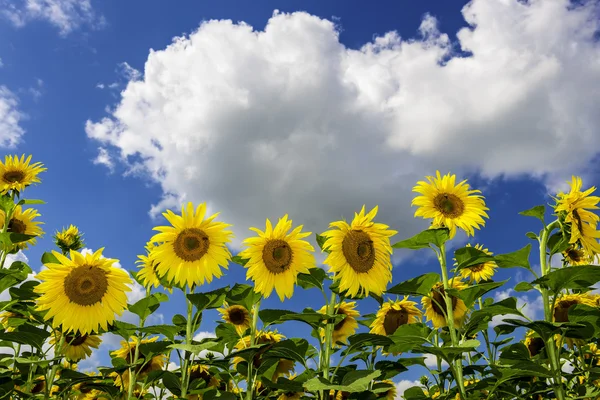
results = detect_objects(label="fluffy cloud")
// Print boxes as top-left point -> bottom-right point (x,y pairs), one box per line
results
0,0 -> 103,35
86,0 -> 600,249
395,380 -> 423,399
0,86 -> 25,148
92,147 -> 114,172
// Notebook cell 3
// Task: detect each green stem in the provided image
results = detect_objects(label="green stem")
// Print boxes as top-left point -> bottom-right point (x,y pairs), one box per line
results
180,288 -> 195,399
478,298 -> 494,366
438,243 -> 467,400
245,298 -> 261,400
45,335 -> 65,399
539,220 -> 566,400
322,291 -> 337,400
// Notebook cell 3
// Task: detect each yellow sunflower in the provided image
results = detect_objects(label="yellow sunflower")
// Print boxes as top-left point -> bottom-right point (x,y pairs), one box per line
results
0,311 -> 19,332
150,202 -> 233,289
322,205 -> 397,298
34,248 -> 132,335
218,302 -> 252,335
0,205 -> 44,250
524,330 -> 545,357
412,171 -> 489,238
239,214 -> 316,301
370,297 -> 422,341
50,331 -> 101,362
0,154 -> 46,194
562,245 -> 594,266
377,380 -> 397,400
111,336 -> 167,388
457,244 -> 497,282
553,293 -> 596,348
188,364 -> 220,388
318,301 -> 360,347
233,330 -> 294,379
135,241 -> 172,292
278,393 -> 302,400
422,279 -> 468,329
54,224 -> 84,253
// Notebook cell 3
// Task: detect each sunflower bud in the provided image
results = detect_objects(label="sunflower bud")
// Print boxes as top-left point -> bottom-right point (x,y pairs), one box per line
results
54,224 -> 84,253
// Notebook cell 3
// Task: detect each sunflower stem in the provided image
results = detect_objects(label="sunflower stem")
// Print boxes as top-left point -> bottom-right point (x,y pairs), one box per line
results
478,298 -> 494,366
45,334 -> 65,400
438,243 -> 467,400
181,288 -> 195,399
321,291 -> 337,400
127,319 -> 146,400
0,198 -> 16,269
539,220 -> 566,400
245,298 -> 261,400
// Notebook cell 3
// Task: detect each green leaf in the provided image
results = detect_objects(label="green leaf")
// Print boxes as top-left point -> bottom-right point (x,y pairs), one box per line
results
41,251 -> 60,264
454,246 -> 495,271
168,341 -> 220,355
315,233 -> 331,254
403,387 -> 428,400
388,323 -> 431,354
297,268 -> 328,291
0,261 -> 32,293
568,304 -> 600,338
525,232 -> 538,240
128,293 -> 169,321
226,284 -> 259,311
547,232 -> 569,256
494,245 -> 532,270
303,370 -> 381,392
161,371 -> 181,397
532,265 -> 600,293
449,280 -> 507,308
344,333 -> 394,354
137,325 -> 180,341
514,282 -> 534,292
386,273 -> 440,296
17,199 -> 46,205
519,205 -> 546,223
259,309 -> 329,330
7,233 -> 36,244
392,228 -> 449,249
230,256 -> 249,266
187,286 -> 229,312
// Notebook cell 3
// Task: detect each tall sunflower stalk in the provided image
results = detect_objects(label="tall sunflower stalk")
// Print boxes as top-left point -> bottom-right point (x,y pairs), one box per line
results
245,299 -> 261,400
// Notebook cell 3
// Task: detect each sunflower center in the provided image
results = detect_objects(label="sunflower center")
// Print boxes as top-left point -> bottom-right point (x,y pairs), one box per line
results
433,193 -> 465,218
64,265 -> 109,306
554,299 -> 579,323
7,218 -> 26,234
2,170 -> 25,183
383,309 -> 409,335
468,264 -> 485,273
431,287 -> 458,317
526,337 -> 545,357
65,334 -> 88,346
262,239 -> 292,274
173,228 -> 210,262
334,309 -> 349,331
228,307 -> 247,325
567,248 -> 585,263
342,230 -> 375,273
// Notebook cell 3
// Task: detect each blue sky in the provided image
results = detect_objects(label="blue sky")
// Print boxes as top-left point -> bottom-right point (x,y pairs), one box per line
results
1,0 -> 600,395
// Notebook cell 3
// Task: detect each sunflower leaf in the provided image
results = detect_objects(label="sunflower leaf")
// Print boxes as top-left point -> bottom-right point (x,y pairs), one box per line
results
230,256 -> 249,266
41,251 -> 60,264
17,199 -> 45,205
403,387 -> 428,400
303,370 -> 381,392
494,245 -> 532,270
531,265 -> 600,293
129,293 -> 169,321
547,232 -> 570,256
387,272 -> 440,296
315,233 -> 331,253
448,280 -> 508,308
519,205 -> 546,224
297,267 -> 328,291
392,228 -> 449,250
161,371 -> 182,396
187,286 -> 229,312
454,246 -> 495,271
388,323 -> 431,354
514,282 -> 534,292
168,341 -> 220,355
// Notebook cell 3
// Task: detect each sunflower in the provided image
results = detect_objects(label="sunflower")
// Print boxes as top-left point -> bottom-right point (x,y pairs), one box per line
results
0,311 -> 19,332
239,214 -> 316,301
0,205 -> 44,250
188,364 -> 220,388
0,154 -> 46,194
318,301 -> 360,347
150,202 -> 233,289
524,330 -> 545,357
370,297 -> 421,350
562,245 -> 594,266
135,241 -> 172,292
457,244 -> 497,282
50,331 -> 101,362
376,380 -> 397,400
34,248 -> 132,334
54,224 -> 84,253
322,205 -> 397,298
553,293 -> 595,323
111,336 -> 167,388
218,302 -> 252,335
412,171 -> 489,238
278,392 -> 302,400
422,279 -> 468,329
233,330 -> 294,379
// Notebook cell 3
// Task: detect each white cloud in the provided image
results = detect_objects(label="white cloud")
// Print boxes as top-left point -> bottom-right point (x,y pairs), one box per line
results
490,288 -> 544,327
0,57 -> 3,67
0,86 -> 25,148
86,1 -> 600,250
92,147 -> 114,172
423,353 -> 448,369
118,62 -> 141,81
0,0 -> 104,36
395,380 -> 423,399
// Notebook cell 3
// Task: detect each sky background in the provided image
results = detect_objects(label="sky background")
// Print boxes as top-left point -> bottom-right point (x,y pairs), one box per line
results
1,0 -> 600,397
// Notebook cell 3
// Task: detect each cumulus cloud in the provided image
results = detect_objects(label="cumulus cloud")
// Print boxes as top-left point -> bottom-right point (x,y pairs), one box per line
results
395,380 -> 423,399
0,86 -> 25,148
0,0 -> 104,36
92,147 -> 115,172
86,1 -> 600,250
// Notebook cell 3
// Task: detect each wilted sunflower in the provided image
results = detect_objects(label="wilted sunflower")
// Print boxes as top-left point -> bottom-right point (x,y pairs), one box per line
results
0,154 -> 46,194
50,331 -> 101,362
135,241 -> 172,292
218,302 -> 251,335
0,205 -> 44,250
150,202 -> 233,289
233,330 -> 294,379
457,244 -> 497,282
422,279 -> 468,329
239,214 -> 316,301
322,205 -> 397,297
376,380 -> 397,400
562,245 -> 594,266
318,301 -> 359,347
54,225 -> 84,253
34,248 -> 132,334
111,336 -> 167,388
412,171 -> 489,238
524,330 -> 545,357
370,297 -> 421,340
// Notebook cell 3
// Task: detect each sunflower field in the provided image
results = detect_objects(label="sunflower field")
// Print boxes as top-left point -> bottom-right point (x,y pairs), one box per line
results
1,154 -> 600,400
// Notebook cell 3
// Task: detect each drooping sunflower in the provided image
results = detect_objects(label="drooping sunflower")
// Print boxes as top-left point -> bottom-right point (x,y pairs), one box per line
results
54,224 -> 84,253
422,279 -> 468,329
457,244 -> 497,283
239,214 -> 316,301
150,202 -> 233,289
562,245 -> 594,266
218,302 -> 252,335
412,171 -> 489,238
233,330 -> 294,379
318,301 -> 360,347
34,248 -> 132,335
376,380 -> 397,400
524,330 -> 545,357
50,331 -> 101,362
370,297 -> 422,340
0,205 -> 44,250
135,241 -> 172,292
111,336 -> 167,388
322,205 -> 397,298
0,154 -> 46,194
